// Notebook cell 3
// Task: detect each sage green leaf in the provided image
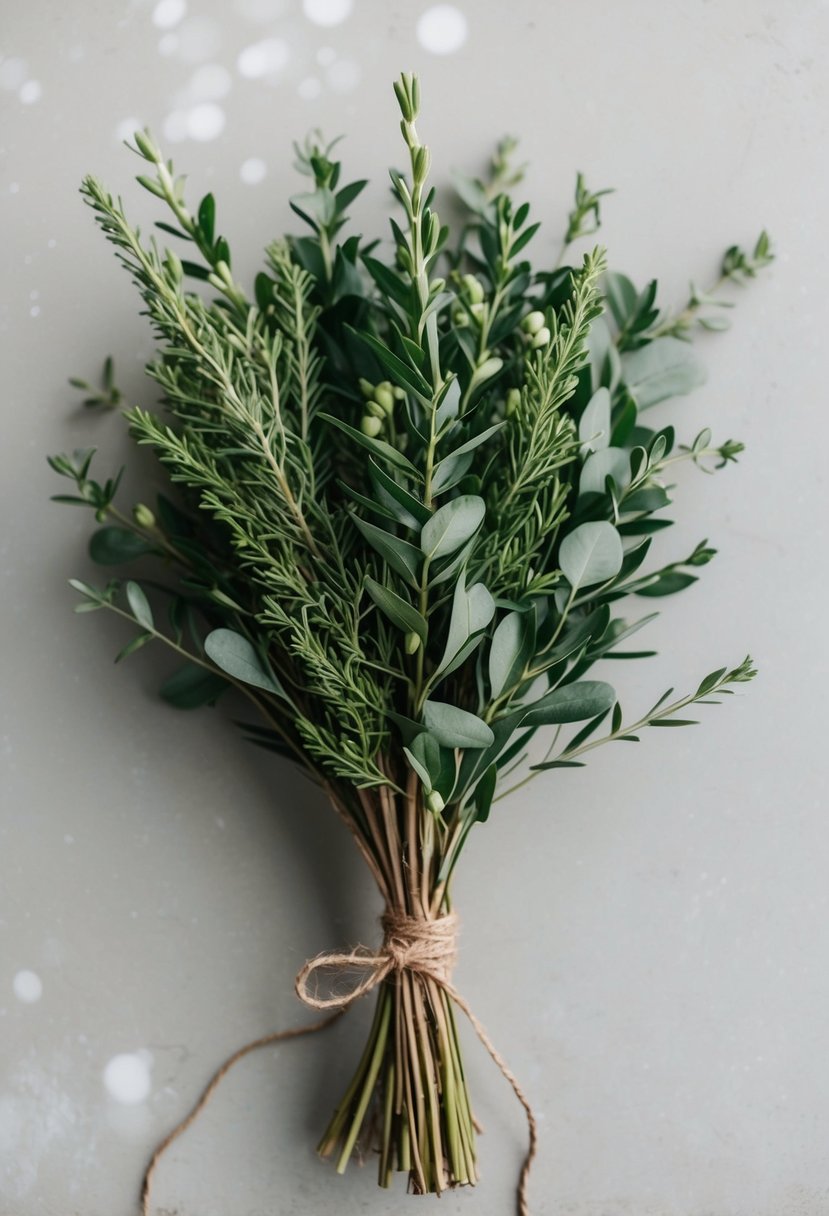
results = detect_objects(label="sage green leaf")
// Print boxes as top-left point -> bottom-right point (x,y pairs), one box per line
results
579,447 -> 630,497
420,495 -> 485,561
430,451 -> 474,495
125,580 -> 153,631
489,609 -> 535,700
522,680 -> 616,726
621,337 -> 706,408
365,576 -> 427,643
89,527 -> 156,565
204,629 -> 284,696
436,573 -> 494,676
403,743 -> 433,791
351,515 -> 421,586
604,271 -> 637,329
348,328 -> 432,403
422,700 -> 494,749
160,663 -> 228,709
404,731 -> 443,792
559,521 -> 623,590
578,387 -> 611,455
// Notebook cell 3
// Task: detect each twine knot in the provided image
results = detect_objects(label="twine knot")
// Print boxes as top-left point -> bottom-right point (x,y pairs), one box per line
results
295,910 -> 458,1009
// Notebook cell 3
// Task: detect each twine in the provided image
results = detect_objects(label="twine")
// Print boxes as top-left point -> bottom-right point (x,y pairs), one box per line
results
296,909 -> 536,1215
141,909 -> 537,1216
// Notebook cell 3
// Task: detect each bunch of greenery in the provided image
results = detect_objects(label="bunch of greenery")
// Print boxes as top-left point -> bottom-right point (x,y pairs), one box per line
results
50,73 -> 771,1201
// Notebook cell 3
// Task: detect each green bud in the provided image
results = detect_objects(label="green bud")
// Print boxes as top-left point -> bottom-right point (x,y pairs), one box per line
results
392,386 -> 406,400
477,356 -> 504,381
358,377 -> 375,399
426,790 -> 445,815
133,503 -> 156,529
404,630 -> 421,655
374,383 -> 395,413
366,400 -> 386,419
451,307 -> 469,328
360,414 -> 382,437
461,274 -> 485,304
531,326 -> 551,349
214,259 -> 233,285
505,387 -> 522,417
470,301 -> 486,321
521,310 -> 546,335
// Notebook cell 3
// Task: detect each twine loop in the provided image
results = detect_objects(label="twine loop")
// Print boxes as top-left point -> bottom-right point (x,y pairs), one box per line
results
295,910 -> 458,1009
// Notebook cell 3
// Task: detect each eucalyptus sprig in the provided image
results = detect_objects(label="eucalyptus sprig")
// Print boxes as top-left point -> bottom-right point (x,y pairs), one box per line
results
50,73 -> 771,1207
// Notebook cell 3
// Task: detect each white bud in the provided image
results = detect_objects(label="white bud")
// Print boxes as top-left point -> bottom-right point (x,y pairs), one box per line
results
531,326 -> 551,349
360,415 -> 382,437
521,310 -> 546,335
426,790 -> 445,815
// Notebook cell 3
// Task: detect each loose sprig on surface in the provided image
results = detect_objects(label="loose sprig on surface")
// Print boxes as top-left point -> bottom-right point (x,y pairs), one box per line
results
50,73 -> 772,1201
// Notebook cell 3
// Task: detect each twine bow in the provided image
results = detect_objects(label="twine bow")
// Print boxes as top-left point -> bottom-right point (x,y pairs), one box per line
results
295,909 -> 537,1216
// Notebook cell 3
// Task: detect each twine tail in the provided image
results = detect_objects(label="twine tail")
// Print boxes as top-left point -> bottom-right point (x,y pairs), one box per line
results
444,981 -> 538,1216
139,1011 -> 343,1216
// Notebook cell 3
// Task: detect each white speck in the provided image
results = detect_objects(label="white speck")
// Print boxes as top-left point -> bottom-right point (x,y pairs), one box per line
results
9,182 -> 19,194
162,108 -> 190,142
303,0 -> 352,26
416,5 -> 468,54
63,833 -> 74,844
325,57 -> 360,92
30,306 -> 40,318
158,32 -> 179,55
19,80 -> 42,105
0,57 -> 28,91
103,1053 -> 152,1105
47,238 -> 57,248
237,37 -> 290,79
13,971 -> 42,1003
115,116 -> 143,143
176,17 -> 222,63
188,62 -> 232,100
152,0 -> 187,29
297,75 -> 322,100
186,102 -> 225,141
236,0 -> 286,19
239,157 -> 266,185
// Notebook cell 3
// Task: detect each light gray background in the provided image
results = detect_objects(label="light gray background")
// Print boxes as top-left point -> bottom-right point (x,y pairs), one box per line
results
2,2 -> 828,1214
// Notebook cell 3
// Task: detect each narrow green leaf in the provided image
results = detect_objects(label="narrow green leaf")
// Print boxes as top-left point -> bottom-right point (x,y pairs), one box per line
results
365,577 -> 427,642
114,631 -> 153,663
351,515 -> 422,586
125,581 -> 153,631
320,413 -> 419,477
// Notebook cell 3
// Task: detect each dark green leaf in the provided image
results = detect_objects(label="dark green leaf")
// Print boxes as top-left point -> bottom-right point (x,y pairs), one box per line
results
89,527 -> 156,566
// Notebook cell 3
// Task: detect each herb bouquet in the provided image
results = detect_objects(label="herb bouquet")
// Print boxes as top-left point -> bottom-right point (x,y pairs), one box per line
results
50,74 -> 771,1211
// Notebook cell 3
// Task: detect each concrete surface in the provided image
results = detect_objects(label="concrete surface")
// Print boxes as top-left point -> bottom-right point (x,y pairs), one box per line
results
2,2 -> 828,1214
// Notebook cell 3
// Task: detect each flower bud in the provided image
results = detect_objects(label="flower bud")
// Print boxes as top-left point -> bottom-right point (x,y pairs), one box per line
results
358,377 -> 375,399
360,414 -> 382,437
505,387 -> 521,417
404,630 -> 421,655
426,790 -> 445,815
531,326 -> 551,349
133,503 -> 156,529
477,356 -> 504,382
374,382 -> 395,413
392,386 -> 406,400
461,274 -> 485,304
470,301 -> 486,321
451,307 -> 469,328
366,399 -> 386,419
521,310 -> 546,335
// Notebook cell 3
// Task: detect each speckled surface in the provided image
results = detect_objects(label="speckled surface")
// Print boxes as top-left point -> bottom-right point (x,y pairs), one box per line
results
2,2 -> 828,1214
